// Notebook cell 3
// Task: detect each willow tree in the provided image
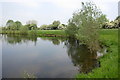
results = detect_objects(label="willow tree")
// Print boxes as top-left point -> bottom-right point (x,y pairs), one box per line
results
66,2 -> 108,52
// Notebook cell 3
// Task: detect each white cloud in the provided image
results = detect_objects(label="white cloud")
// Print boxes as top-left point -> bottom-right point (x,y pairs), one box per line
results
0,0 -> 119,26
0,3 -> 2,26
20,2 -> 39,7
0,0 -> 119,9
51,0 -> 81,9
0,0 -> 40,8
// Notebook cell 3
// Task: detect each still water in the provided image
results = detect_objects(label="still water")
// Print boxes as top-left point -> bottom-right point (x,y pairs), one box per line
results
1,34 -> 99,78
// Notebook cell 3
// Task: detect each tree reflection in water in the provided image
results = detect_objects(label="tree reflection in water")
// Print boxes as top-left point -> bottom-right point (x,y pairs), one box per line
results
65,38 -> 100,74
2,34 -> 100,74
40,37 -> 67,45
2,34 -> 37,46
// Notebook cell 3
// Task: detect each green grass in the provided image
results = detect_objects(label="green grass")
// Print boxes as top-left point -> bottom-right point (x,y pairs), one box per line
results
36,30 -> 66,36
1,30 -> 67,37
76,29 -> 118,78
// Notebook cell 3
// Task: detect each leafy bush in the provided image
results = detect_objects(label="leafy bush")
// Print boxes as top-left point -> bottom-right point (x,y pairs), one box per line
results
19,26 -> 28,34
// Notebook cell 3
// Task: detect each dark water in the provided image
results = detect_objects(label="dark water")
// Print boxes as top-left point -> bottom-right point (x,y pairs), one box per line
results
1,34 -> 100,78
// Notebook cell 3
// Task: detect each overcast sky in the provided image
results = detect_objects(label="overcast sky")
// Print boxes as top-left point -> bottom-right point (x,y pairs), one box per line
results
0,0 -> 119,27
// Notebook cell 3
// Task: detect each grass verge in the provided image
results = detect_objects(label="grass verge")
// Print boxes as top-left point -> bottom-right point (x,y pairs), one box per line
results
76,29 -> 118,78
1,30 -> 67,37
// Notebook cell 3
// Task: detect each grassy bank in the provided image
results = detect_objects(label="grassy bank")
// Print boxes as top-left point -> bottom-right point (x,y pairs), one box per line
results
76,29 -> 118,78
1,30 -> 67,37
36,30 -> 67,37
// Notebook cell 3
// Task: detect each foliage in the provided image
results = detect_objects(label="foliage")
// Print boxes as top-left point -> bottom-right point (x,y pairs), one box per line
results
6,20 -> 17,30
23,71 -> 36,78
2,19 -> 65,34
37,30 -> 67,37
26,20 -> 37,30
58,24 -> 67,30
15,21 -> 22,30
28,29 -> 37,36
19,25 -> 28,34
39,24 -> 48,30
3,34 -> 37,44
47,24 -> 54,29
39,21 -> 62,30
116,16 -> 120,20
102,16 -> 120,29
65,22 -> 78,38
6,20 -> 14,28
76,29 -> 118,78
52,20 -> 60,29
66,2 -> 108,52
0,27 -> 2,33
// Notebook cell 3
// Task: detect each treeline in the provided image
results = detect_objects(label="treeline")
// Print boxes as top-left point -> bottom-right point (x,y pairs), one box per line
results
0,20 -> 66,34
39,21 -> 66,30
102,16 -> 120,29
1,20 -> 37,34
1,20 -> 37,31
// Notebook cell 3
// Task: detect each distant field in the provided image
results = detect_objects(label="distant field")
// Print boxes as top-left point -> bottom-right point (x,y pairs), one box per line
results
36,30 -> 67,36
76,29 -> 118,78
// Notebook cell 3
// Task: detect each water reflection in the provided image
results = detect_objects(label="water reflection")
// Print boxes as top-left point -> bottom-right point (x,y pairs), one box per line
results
2,34 -> 37,45
65,38 -> 100,73
2,34 -> 100,78
2,34 -> 67,46
40,37 -> 67,45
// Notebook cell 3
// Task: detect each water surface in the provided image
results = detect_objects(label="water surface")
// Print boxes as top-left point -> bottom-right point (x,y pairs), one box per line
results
1,34 -> 99,78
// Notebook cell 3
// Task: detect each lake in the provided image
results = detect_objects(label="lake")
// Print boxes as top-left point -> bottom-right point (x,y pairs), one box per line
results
1,34 -> 100,78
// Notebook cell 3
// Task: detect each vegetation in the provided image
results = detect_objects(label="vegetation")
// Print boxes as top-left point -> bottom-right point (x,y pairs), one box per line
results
37,30 -> 67,37
19,25 -> 28,35
76,29 -> 118,78
2,34 -> 37,44
102,16 -> 120,29
39,20 -> 66,30
23,71 -> 36,78
66,2 -> 108,52
0,1 -> 119,78
26,20 -> 37,30
1,29 -> 66,37
1,20 -> 66,35
1,20 -> 38,35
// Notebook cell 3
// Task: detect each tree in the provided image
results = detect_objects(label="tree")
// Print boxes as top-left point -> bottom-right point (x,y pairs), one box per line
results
6,20 -> 14,26
39,24 -> 48,30
52,21 -> 60,26
116,16 -> 120,20
65,22 -> 78,37
6,20 -> 16,30
26,20 -> 37,30
58,24 -> 66,30
19,25 -> 28,34
66,2 -> 108,52
52,20 -> 60,29
15,21 -> 22,30
115,16 -> 120,28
